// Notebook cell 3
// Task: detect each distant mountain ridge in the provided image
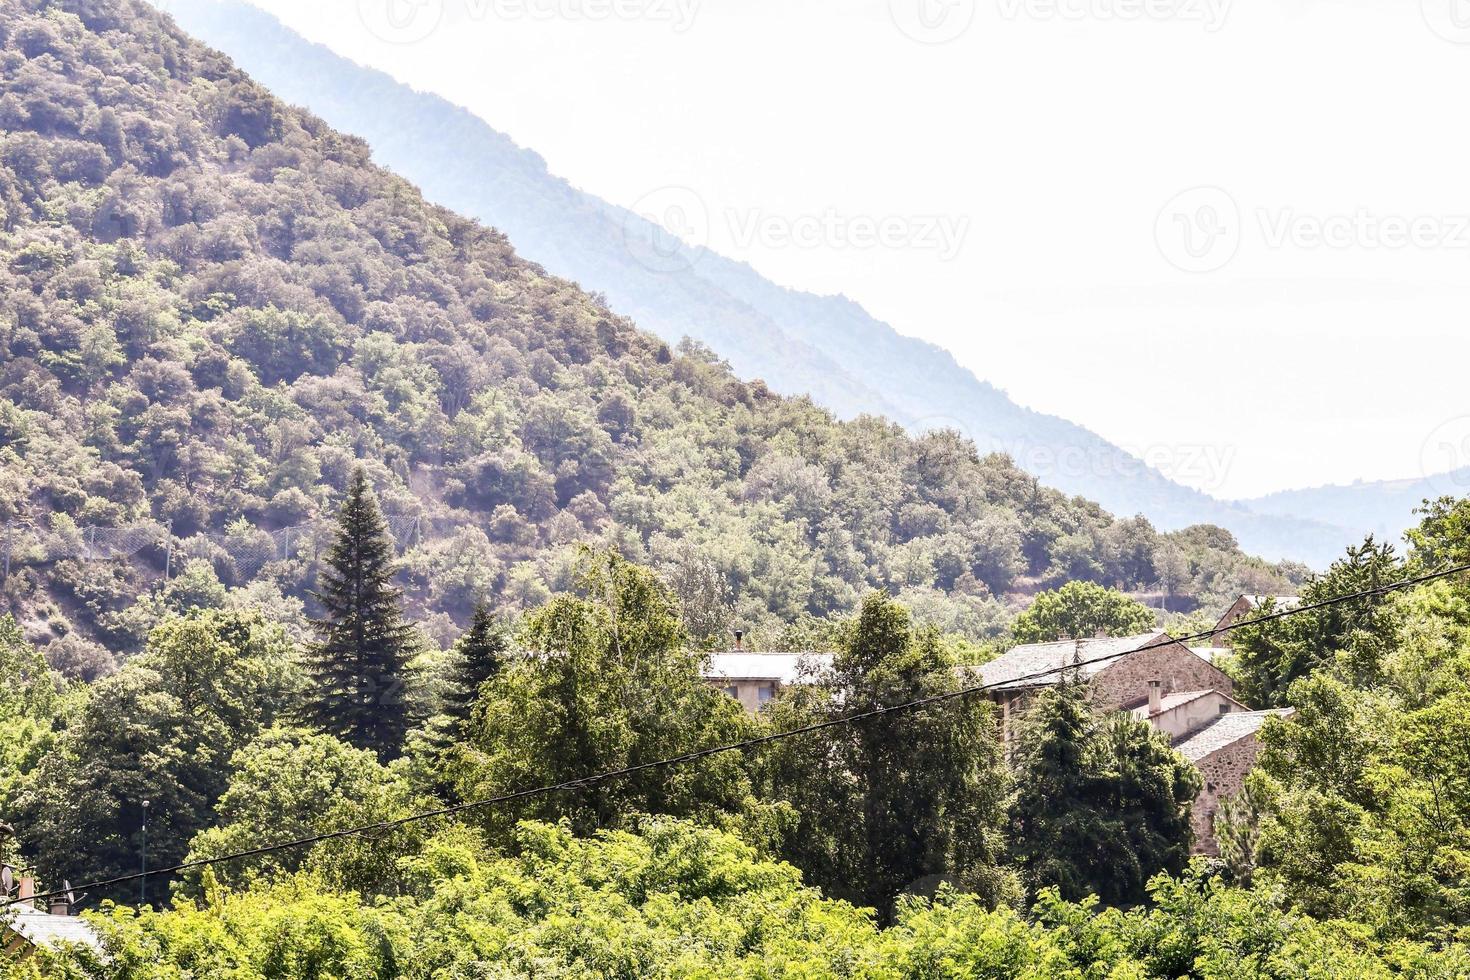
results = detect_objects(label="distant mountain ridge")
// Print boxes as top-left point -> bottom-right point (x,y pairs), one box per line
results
1243,469 -> 1470,547
164,0 -> 1354,566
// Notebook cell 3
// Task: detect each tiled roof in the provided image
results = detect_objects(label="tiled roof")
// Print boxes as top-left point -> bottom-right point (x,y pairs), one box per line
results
975,632 -> 1172,691
4,905 -> 103,953
1173,709 -> 1294,763
702,652 -> 834,685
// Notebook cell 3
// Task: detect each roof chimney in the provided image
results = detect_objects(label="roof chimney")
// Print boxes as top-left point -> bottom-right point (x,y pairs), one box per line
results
48,896 -> 70,917
1094,628 -> 1108,639
1148,679 -> 1162,716
17,873 -> 34,902
733,630 -> 744,652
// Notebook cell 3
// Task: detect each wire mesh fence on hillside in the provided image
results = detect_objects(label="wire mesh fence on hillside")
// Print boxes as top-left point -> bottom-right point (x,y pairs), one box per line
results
0,514 -> 428,584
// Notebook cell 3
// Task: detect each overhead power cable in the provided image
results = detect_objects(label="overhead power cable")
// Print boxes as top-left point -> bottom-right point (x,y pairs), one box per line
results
8,560 -> 1469,910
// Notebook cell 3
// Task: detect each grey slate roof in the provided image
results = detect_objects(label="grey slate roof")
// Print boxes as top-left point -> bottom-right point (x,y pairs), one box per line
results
975,632 -> 1172,692
1173,709 -> 1294,763
4,905 -> 103,954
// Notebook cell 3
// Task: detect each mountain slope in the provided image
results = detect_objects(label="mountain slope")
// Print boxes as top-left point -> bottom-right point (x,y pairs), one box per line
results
1243,469 -> 1470,546
159,0 -> 1350,567
0,0 -> 1304,666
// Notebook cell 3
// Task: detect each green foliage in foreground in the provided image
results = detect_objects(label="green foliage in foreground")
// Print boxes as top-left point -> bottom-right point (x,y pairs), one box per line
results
9,817 -> 1467,979
1218,498 -> 1470,945
1008,683 -> 1202,908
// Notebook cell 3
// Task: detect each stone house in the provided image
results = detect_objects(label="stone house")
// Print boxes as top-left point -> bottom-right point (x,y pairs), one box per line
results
1175,708 -> 1294,855
1129,687 -> 1250,740
703,650 -> 833,714
976,628 -> 1290,853
973,631 -> 1236,744
1,871 -> 102,960
1212,595 -> 1301,647
704,612 -> 1294,854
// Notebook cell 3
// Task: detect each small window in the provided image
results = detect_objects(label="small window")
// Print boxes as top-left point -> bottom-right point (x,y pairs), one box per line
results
757,685 -> 776,706
1219,703 -> 1231,714
723,685 -> 739,700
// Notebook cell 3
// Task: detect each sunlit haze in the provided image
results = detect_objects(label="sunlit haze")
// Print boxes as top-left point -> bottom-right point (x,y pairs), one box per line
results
214,0 -> 1470,500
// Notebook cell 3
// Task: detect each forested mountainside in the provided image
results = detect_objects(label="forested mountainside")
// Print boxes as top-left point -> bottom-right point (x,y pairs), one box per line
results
159,0 -> 1355,567
0,0 -> 1300,668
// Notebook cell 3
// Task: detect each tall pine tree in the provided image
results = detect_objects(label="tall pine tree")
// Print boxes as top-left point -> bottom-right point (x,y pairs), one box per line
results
442,604 -> 508,736
306,468 -> 417,759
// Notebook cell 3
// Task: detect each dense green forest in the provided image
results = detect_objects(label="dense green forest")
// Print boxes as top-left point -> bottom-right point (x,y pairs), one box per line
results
3,485 -> 1470,976
0,0 -> 1301,682
4,2 -> 1469,977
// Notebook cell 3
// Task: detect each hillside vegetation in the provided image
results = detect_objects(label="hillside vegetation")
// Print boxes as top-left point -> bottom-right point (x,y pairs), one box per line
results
0,0 -> 1299,671
160,0 -> 1355,567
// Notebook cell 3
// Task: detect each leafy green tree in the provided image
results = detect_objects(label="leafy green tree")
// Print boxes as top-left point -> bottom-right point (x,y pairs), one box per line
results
14,611 -> 300,906
1011,580 -> 1158,644
183,728 -> 430,897
0,616 -> 66,821
1213,770 -> 1273,887
1008,681 -> 1201,907
453,548 -> 767,839
761,592 -> 1015,917
1230,538 -> 1404,706
21,816 -> 1467,979
304,469 -> 419,759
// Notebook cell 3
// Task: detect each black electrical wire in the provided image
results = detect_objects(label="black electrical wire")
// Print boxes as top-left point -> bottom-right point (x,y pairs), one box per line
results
8,560 -> 1468,910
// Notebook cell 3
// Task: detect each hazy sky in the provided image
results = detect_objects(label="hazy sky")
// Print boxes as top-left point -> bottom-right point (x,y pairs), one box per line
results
203,0 -> 1470,500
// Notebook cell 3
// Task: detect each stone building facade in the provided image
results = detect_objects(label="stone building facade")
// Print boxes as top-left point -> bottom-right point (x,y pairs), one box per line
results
976,628 -> 1291,853
703,605 -> 1296,854
1212,595 -> 1301,647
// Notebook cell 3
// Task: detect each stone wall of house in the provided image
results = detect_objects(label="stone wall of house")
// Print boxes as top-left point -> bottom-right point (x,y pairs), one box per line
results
1189,735 -> 1265,856
1212,596 -> 1254,647
1091,643 -> 1234,712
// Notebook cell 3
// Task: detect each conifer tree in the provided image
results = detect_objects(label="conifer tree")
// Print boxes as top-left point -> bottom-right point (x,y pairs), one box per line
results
1008,680 -> 1201,907
441,603 -> 508,737
306,468 -> 417,759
